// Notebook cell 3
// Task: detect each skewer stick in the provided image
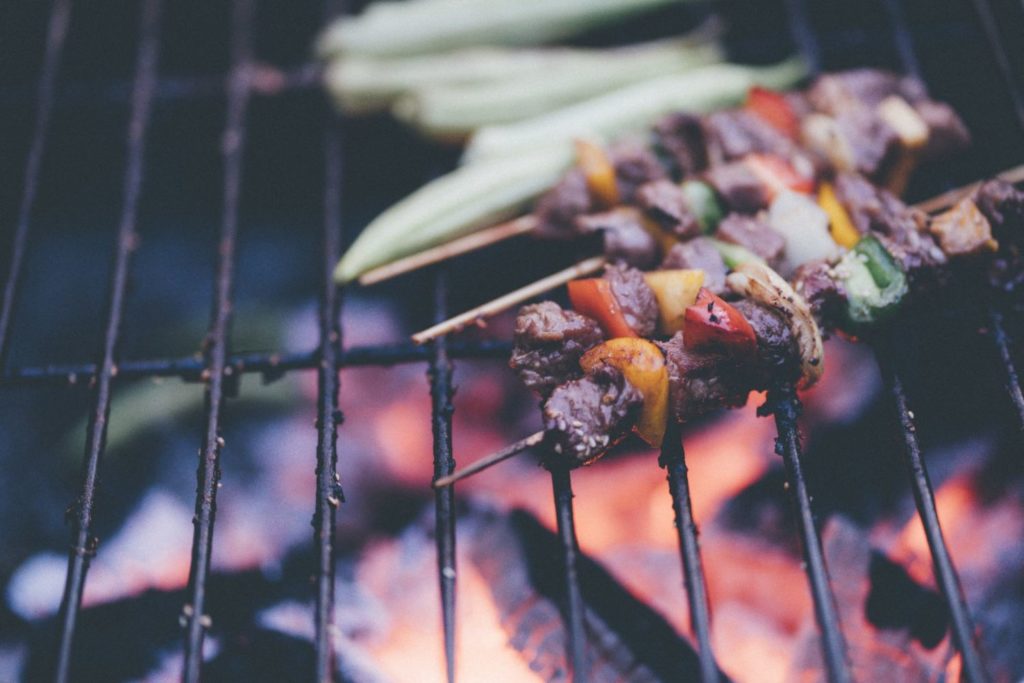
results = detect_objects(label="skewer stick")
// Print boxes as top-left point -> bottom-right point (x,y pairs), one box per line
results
358,215 -> 539,286
914,163 -> 1024,214
433,430 -> 544,488
411,255 -> 606,345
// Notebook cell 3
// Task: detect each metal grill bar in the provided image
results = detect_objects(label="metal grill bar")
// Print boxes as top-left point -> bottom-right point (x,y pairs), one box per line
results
875,334 -> 990,683
969,0 -> 1024,132
428,271 -> 458,683
1,341 -> 512,386
550,463 -> 589,682
659,421 -> 720,683
988,308 -> 1024,430
181,0 -> 253,678
770,385 -> 852,683
0,0 -> 72,371
52,1 -> 162,679
311,121 -> 345,682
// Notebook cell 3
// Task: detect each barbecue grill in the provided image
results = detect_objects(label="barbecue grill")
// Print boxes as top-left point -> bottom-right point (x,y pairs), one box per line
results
1,0 -> 1023,681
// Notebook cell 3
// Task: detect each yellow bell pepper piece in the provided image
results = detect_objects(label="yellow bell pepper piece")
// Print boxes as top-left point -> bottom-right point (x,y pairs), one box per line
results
643,269 -> 705,335
580,338 -> 669,447
575,139 -> 620,208
818,182 -> 860,249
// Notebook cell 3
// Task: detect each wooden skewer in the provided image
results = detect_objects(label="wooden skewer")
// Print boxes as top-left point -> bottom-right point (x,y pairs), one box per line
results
411,255 -> 606,345
914,163 -> 1024,214
433,430 -> 545,488
358,215 -> 539,286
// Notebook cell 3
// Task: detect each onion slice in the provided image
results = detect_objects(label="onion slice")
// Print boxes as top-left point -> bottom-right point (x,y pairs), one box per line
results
726,262 -> 824,389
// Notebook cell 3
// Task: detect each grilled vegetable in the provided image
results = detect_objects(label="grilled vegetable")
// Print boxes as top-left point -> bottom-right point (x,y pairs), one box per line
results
818,181 -> 860,248
746,86 -> 799,138
681,180 -> 724,233
709,238 -> 765,269
464,59 -> 808,163
576,139 -> 620,207
317,0 -> 693,58
334,145 -> 573,283
643,269 -> 705,334
726,261 -> 824,388
767,190 -> 840,275
836,235 -> 908,326
567,278 -> 637,338
392,36 -> 724,136
580,338 -> 669,446
684,288 -> 757,357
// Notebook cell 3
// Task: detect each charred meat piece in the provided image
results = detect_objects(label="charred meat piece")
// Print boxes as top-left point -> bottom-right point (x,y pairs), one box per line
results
916,100 -> 971,160
705,109 -> 799,163
732,299 -> 800,386
808,69 -> 926,115
658,333 -> 751,423
716,212 -> 786,267
542,364 -> 642,465
652,112 -> 708,179
661,237 -> 728,294
510,302 -> 605,397
576,208 -> 660,269
703,161 -> 771,213
610,140 -> 668,203
602,262 -> 659,337
834,172 -> 946,275
534,169 -> 593,239
834,107 -> 900,177
975,179 -> 1024,240
929,197 -> 997,257
635,180 -> 701,239
792,260 -> 848,328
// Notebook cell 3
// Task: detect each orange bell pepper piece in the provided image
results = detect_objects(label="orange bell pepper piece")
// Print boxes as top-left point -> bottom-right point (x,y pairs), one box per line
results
567,278 -> 637,339
575,139 -> 620,208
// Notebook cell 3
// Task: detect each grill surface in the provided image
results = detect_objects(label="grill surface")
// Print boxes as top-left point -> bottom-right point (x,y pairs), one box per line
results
1,1 -> 1023,682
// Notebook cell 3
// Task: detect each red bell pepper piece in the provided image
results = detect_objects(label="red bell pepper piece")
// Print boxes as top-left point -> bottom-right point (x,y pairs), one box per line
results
567,278 -> 637,339
746,153 -> 814,196
684,288 -> 757,357
746,86 -> 800,139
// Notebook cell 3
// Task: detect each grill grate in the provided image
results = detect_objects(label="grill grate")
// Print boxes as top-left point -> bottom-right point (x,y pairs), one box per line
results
1,0 -> 1022,682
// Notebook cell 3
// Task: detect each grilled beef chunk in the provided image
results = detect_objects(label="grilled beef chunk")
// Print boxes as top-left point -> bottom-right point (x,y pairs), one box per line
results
703,161 -> 771,213
652,112 -> 708,179
535,169 -> 594,239
916,101 -> 971,160
658,333 -> 750,423
603,263 -> 659,337
808,70 -> 926,115
635,180 -> 701,239
732,299 -> 799,385
834,107 -> 899,177
610,141 -> 668,202
543,364 -> 642,465
705,109 -> 798,163
576,208 -> 660,269
975,179 -> 1024,240
793,260 -> 847,327
929,198 -> 996,257
510,302 -> 605,397
716,212 -> 786,266
834,172 -> 946,275
661,237 -> 728,294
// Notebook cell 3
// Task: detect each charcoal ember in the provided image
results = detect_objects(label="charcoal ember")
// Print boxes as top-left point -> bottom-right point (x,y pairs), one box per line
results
787,518 -> 947,683
635,180 -> 701,240
652,112 -> 708,179
610,140 -> 668,203
510,301 -> 605,397
703,160 -> 771,213
716,212 -> 786,267
542,365 -> 642,466
535,169 -> 594,239
603,262 -> 659,337
576,208 -> 660,270
661,237 -> 728,294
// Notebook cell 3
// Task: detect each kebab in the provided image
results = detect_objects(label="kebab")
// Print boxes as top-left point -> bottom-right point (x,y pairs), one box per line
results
434,172 -> 1024,486
362,68 -> 970,288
